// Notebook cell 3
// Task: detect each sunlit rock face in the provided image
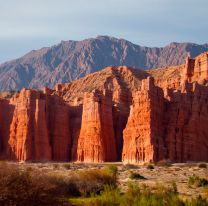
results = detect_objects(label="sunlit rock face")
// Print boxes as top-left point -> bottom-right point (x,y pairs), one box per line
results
3,89 -> 71,161
122,77 -> 165,163
76,91 -> 117,162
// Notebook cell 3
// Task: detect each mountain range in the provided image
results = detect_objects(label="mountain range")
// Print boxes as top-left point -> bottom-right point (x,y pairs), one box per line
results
0,35 -> 208,91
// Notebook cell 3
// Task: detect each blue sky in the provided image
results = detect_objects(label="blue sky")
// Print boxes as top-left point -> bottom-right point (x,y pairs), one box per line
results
0,0 -> 207,63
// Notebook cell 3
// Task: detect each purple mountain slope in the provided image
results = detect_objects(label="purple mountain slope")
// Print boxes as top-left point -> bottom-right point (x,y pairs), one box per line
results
0,36 -> 207,91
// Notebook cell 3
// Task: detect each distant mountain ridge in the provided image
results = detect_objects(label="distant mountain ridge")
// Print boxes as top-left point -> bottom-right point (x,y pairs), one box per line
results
0,35 -> 208,91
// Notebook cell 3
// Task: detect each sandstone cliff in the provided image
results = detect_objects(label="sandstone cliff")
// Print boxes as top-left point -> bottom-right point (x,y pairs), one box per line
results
76,91 -> 116,162
1,89 -> 71,161
0,52 -> 208,163
122,77 -> 165,163
163,81 -> 208,162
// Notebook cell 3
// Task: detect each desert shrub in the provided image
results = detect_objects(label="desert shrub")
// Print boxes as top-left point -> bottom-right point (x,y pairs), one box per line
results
188,174 -> 208,187
47,173 -> 79,197
198,163 -> 207,169
170,181 -> 178,194
63,163 -> 71,170
26,166 -> 34,172
188,174 -> 198,186
187,195 -> 208,206
45,168 -> 117,198
70,168 -> 117,197
0,163 -> 67,206
104,165 -> 118,182
129,172 -> 146,180
53,163 -> 60,169
147,164 -> 154,170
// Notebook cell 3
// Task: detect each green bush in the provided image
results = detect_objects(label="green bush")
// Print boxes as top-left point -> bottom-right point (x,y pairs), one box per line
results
104,165 -> 118,182
129,172 -> 146,180
84,183 -> 208,206
95,185 -> 121,206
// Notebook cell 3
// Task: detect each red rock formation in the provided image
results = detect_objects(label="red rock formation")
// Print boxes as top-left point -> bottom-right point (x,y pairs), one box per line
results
76,90 -> 117,162
0,52 -> 208,163
122,77 -> 165,163
147,64 -> 184,90
183,52 -> 208,83
48,96 -> 71,161
164,81 -> 208,162
6,89 -> 71,161
122,75 -> 208,163
8,89 -> 52,161
0,99 -> 14,158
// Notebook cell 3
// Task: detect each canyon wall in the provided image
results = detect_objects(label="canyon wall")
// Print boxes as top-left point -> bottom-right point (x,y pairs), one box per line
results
122,77 -> 165,163
0,99 -> 14,158
163,81 -> 208,162
122,53 -> 208,163
1,89 -> 71,161
0,52 -> 207,163
122,79 -> 208,163
76,90 -> 117,162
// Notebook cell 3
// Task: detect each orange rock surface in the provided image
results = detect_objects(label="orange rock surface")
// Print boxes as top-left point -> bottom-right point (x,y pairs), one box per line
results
0,52 -> 208,163
76,90 -> 117,162
3,89 -> 71,161
163,81 -> 208,162
8,89 -> 51,160
122,77 -> 165,163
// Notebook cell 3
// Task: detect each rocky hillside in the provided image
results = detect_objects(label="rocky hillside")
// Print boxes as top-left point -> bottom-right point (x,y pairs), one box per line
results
0,36 -> 208,91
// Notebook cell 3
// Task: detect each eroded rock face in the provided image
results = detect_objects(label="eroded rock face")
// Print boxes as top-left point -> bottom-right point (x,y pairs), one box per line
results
8,90 -> 50,160
164,81 -> 208,162
0,52 -> 208,163
76,90 -> 117,162
47,96 -> 71,161
5,89 -> 71,161
0,99 -> 14,158
122,77 -> 165,163
122,78 -> 208,163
